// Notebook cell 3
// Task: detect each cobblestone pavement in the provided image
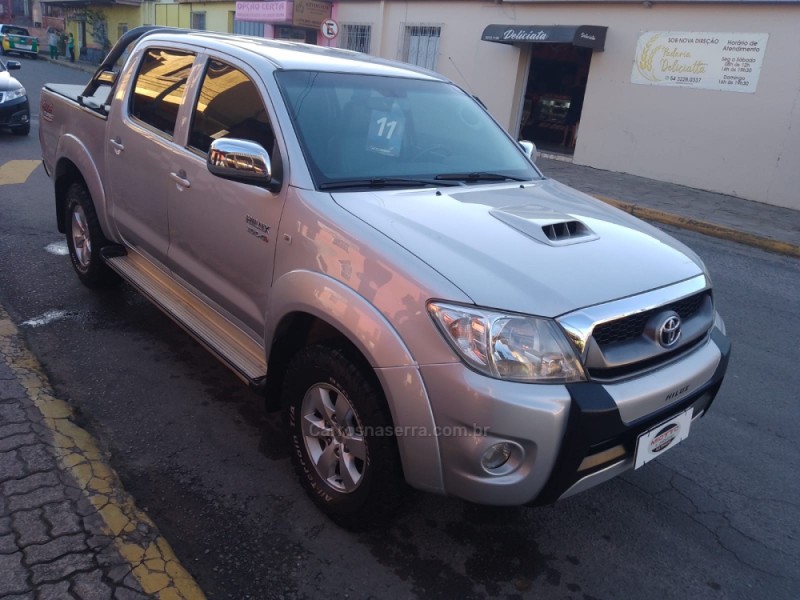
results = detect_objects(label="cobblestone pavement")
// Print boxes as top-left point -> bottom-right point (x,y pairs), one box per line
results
538,157 -> 800,257
0,309 -> 205,600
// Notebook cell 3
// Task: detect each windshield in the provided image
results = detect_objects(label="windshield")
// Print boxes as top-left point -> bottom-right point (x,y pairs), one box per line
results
275,71 -> 541,189
3,26 -> 30,36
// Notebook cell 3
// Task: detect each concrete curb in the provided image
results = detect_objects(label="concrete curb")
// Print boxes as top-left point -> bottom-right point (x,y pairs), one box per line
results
593,194 -> 800,259
0,305 -> 207,600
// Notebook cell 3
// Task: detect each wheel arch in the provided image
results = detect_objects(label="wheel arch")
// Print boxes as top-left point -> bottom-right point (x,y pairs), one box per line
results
53,135 -> 109,236
265,270 -> 445,494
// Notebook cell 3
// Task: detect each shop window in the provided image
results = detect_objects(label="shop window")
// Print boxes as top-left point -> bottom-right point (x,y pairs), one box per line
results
191,12 -> 206,31
130,48 -> 195,137
117,23 -> 128,39
341,24 -> 371,54
233,20 -> 265,37
400,24 -> 440,71
275,25 -> 316,44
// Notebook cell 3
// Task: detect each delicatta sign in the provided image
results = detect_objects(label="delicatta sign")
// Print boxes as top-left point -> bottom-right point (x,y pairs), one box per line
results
631,32 -> 769,92
481,25 -> 607,51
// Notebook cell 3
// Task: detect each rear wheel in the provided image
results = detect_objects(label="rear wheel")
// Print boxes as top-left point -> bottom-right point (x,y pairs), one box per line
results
284,345 -> 404,529
64,182 -> 120,288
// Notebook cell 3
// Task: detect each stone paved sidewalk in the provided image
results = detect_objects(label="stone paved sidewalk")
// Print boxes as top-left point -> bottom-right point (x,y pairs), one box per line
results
0,310 -> 205,600
538,157 -> 800,257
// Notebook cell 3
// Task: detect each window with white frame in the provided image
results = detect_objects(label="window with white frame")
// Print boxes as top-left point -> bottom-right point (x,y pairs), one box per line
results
400,24 -> 441,71
191,12 -> 206,30
341,24 -> 371,54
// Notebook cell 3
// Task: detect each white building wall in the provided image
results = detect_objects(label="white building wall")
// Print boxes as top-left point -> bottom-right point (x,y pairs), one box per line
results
335,1 -> 800,211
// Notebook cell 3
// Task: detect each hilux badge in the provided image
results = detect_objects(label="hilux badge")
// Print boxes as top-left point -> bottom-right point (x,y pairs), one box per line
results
657,314 -> 682,348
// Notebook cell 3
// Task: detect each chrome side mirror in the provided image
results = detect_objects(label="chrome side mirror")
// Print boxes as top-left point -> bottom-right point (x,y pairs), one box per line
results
519,140 -> 537,162
207,139 -> 272,186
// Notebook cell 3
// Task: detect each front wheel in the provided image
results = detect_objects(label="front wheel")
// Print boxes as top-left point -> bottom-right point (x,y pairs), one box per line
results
284,346 -> 405,529
64,183 -> 120,288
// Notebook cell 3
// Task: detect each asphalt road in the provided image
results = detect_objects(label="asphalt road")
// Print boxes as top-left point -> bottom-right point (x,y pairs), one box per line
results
1,58 -> 798,600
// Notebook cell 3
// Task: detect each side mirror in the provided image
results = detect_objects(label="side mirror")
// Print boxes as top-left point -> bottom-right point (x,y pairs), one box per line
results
207,138 -> 273,187
519,140 -> 537,162
6,60 -> 22,70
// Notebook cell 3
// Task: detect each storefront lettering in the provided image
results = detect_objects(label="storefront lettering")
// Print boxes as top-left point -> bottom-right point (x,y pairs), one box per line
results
660,59 -> 707,74
580,32 -> 596,41
663,48 -> 690,59
503,29 -> 548,41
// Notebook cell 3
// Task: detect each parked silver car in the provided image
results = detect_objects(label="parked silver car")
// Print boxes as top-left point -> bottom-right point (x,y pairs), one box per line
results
40,28 -> 730,527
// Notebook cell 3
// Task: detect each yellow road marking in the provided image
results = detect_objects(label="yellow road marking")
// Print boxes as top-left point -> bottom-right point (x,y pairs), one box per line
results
0,305 -> 207,600
0,159 -> 41,185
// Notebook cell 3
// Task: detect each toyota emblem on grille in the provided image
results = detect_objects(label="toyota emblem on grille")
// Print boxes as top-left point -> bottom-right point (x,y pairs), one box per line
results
657,314 -> 682,348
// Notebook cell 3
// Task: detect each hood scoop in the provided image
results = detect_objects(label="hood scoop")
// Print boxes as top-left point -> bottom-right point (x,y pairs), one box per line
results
490,204 -> 599,246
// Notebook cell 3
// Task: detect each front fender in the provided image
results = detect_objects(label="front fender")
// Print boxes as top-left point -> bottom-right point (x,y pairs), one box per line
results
267,269 -> 445,494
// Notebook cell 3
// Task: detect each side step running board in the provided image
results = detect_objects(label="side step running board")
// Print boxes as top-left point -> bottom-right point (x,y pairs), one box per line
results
101,248 -> 267,385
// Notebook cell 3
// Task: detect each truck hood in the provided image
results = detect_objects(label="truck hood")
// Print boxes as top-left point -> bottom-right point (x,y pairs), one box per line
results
332,179 -> 705,317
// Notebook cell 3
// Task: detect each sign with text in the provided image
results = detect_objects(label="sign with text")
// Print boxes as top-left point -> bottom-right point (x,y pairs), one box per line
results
292,0 -> 331,29
235,1 -> 293,23
631,32 -> 769,93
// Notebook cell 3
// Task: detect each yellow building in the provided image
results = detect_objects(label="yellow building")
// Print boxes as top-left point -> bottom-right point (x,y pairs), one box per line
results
39,0 -> 149,62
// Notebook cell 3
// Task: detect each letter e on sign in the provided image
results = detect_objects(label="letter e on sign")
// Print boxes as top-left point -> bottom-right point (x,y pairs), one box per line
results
321,19 -> 338,40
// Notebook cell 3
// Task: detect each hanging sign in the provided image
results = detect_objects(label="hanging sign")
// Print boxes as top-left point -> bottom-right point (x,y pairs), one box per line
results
631,32 -> 769,93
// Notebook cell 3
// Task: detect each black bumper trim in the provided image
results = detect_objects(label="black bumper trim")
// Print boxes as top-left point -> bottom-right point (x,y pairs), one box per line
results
532,330 -> 731,505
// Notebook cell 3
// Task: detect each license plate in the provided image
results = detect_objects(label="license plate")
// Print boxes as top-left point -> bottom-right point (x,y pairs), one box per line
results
634,408 -> 693,469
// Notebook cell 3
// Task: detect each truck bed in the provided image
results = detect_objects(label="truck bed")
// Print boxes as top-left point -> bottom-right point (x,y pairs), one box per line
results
43,83 -> 89,103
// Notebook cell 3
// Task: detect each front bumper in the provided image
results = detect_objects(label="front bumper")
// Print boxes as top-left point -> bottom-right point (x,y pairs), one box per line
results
419,328 -> 731,505
0,95 -> 30,130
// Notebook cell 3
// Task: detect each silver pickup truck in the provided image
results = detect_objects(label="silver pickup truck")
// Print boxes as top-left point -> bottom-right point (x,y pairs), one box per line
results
39,27 -> 730,527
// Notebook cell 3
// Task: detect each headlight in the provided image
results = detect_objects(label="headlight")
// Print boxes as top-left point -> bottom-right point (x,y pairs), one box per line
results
2,87 -> 26,102
428,302 -> 586,383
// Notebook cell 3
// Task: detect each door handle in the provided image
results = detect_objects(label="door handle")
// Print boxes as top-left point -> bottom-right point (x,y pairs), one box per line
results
109,138 -> 124,155
170,170 -> 191,189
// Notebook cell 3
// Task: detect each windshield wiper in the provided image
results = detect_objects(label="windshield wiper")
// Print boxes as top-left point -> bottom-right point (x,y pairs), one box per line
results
318,177 -> 459,191
434,172 -> 528,182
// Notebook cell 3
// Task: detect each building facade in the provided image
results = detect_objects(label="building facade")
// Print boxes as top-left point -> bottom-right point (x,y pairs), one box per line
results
332,0 -> 800,211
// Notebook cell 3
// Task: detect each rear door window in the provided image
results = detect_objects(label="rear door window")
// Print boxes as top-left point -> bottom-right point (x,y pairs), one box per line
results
130,48 -> 195,137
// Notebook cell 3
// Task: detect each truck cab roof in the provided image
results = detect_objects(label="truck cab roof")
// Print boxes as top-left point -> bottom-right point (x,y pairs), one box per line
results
138,29 -> 447,81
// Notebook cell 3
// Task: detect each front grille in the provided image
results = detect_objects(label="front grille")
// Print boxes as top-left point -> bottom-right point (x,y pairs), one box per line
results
592,291 -> 709,346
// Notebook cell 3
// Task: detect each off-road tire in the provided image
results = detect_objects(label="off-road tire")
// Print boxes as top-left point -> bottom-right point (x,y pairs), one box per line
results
284,345 -> 405,529
64,182 -> 121,288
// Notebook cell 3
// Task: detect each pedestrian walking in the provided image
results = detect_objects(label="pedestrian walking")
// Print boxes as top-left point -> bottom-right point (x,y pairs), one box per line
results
67,33 -> 75,62
48,29 -> 59,59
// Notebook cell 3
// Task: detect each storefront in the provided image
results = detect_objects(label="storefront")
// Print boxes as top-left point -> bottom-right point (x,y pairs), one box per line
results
332,0 -> 800,211
233,0 -> 331,44
481,24 -> 606,155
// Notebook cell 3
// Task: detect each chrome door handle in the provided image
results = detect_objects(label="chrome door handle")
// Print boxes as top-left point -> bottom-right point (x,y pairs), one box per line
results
109,138 -> 124,154
170,171 -> 191,189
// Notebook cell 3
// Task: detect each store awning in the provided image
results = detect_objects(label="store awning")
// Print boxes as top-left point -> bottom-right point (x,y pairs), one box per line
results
481,25 -> 607,51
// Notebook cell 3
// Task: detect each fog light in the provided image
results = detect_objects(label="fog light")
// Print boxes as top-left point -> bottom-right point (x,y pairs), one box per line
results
481,442 -> 513,470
